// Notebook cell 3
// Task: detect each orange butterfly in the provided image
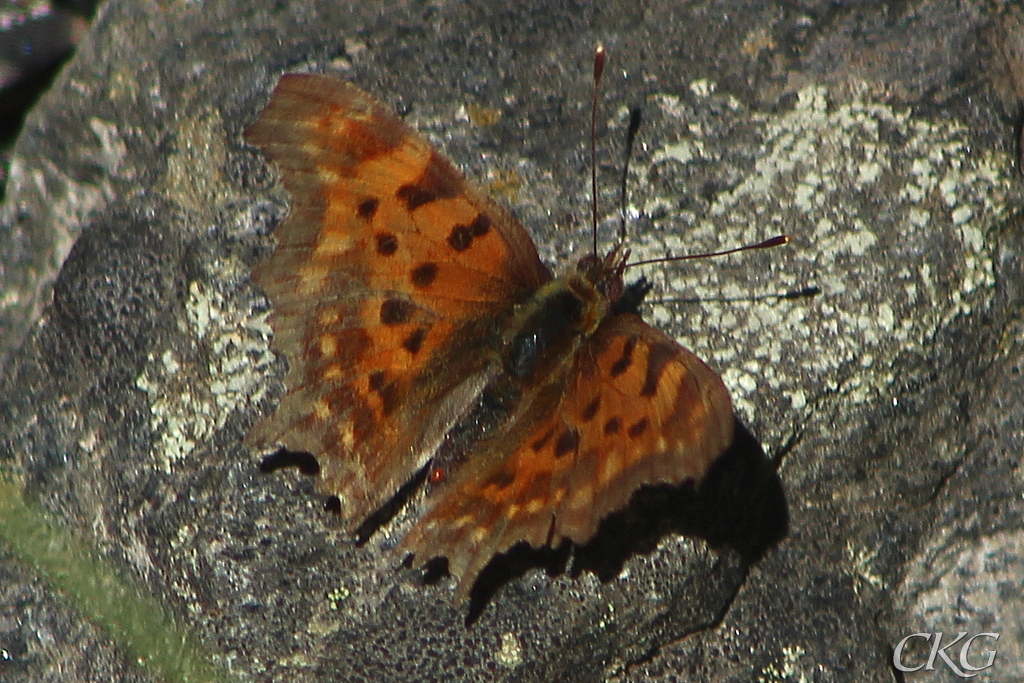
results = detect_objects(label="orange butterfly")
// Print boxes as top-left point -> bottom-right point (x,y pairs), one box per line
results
245,73 -> 741,597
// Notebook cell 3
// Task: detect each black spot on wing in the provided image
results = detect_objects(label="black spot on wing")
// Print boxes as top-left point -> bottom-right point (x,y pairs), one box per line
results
604,417 -> 621,435
532,427 -> 555,452
627,418 -> 649,439
448,224 -> 473,252
447,213 -> 491,253
358,198 -> 380,220
411,262 -> 438,288
396,151 -> 461,210
581,396 -> 601,422
403,328 -> 426,354
641,342 -> 677,397
554,429 -> 579,458
376,232 -> 398,255
610,337 -> 636,377
380,298 -> 415,325
470,214 -> 491,236
368,370 -> 387,392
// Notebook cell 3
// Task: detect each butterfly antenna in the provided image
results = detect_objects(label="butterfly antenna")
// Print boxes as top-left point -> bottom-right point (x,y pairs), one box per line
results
591,45 -> 607,259
626,234 -> 790,268
619,106 -> 643,244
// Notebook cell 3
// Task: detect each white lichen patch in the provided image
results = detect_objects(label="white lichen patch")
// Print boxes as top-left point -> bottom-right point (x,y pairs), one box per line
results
627,82 -> 1012,423
652,139 -> 704,166
848,540 -> 886,592
759,644 -> 809,683
689,78 -> 717,98
495,632 -> 524,668
135,277 -> 275,469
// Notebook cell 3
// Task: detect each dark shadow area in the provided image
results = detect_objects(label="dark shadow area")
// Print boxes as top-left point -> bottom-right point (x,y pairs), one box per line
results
260,416 -> 788,623
259,448 -> 320,476
464,541 -> 573,623
572,418 -> 788,576
662,285 -> 821,305
353,463 -> 430,545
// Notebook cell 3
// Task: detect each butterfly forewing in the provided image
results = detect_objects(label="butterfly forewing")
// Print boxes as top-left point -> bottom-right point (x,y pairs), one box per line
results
245,74 -> 550,525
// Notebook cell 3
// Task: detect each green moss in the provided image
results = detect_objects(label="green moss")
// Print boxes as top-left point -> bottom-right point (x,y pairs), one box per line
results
0,475 -> 230,682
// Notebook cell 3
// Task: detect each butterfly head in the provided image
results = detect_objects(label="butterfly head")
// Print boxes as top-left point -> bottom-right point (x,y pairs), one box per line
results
576,243 -> 629,300
574,242 -> 652,315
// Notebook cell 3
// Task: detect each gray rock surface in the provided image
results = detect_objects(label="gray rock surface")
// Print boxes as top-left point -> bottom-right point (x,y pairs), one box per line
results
1,0 -> 1021,681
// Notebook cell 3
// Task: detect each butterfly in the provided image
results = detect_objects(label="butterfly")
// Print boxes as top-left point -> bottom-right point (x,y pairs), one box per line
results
244,72 -> 739,598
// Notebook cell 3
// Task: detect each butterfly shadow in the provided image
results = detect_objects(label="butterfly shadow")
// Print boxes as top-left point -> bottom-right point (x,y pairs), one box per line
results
259,416 -> 789,625
459,416 -> 790,623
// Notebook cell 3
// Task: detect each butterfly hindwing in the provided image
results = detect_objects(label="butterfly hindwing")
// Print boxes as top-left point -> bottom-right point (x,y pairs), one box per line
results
401,312 -> 734,594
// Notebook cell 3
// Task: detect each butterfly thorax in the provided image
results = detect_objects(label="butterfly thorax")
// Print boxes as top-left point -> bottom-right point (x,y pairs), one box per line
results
501,273 -> 608,386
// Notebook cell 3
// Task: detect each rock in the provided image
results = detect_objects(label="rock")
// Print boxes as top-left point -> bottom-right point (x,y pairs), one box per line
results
0,0 -> 1020,681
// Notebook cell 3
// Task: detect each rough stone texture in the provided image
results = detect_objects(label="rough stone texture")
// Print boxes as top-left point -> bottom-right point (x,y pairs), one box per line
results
1,0 -> 1022,681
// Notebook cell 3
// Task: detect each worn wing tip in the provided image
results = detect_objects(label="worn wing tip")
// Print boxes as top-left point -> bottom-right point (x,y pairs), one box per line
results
399,524 -> 491,602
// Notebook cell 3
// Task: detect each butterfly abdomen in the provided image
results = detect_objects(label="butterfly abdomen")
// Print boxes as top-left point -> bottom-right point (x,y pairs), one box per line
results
425,276 -> 610,486
423,275 -> 612,493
